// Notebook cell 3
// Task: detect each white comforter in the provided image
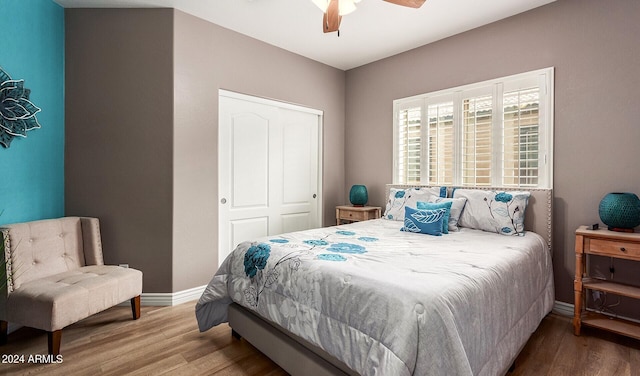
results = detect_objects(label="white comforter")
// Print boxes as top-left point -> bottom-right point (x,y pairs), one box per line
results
196,219 -> 554,376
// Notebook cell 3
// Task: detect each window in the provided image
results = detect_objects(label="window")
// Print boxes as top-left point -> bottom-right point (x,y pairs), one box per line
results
393,68 -> 553,188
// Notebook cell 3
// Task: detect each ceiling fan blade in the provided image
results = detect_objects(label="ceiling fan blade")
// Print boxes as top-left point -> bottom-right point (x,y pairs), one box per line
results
323,0 -> 341,33
383,0 -> 426,8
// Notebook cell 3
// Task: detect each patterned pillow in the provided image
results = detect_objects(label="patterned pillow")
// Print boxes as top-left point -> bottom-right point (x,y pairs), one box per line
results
416,201 -> 452,234
427,196 -> 467,232
384,186 -> 447,221
401,206 -> 447,236
453,189 -> 530,236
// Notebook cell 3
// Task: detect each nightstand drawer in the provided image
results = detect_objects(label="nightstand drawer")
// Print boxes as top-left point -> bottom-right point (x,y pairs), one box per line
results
335,205 -> 381,225
589,239 -> 640,259
339,210 -> 366,221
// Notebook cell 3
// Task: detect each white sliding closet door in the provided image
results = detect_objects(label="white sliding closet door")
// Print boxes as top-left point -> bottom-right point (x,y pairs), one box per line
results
218,91 -> 322,265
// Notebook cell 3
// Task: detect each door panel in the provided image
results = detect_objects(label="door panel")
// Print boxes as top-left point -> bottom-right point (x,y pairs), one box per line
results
230,217 -> 269,253
281,213 -> 311,234
219,92 -> 322,266
282,120 -> 313,205
231,114 -> 269,208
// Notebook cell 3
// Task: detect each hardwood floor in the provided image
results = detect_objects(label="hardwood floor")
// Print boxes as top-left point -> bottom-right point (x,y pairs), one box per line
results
1,302 -> 639,375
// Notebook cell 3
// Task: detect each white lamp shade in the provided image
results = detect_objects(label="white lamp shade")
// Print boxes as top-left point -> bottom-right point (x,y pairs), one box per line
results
312,0 -> 360,15
311,0 -> 329,12
339,0 -> 357,15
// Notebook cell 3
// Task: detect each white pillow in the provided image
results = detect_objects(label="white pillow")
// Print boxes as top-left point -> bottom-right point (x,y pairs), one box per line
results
384,186 -> 446,221
453,189 -> 530,236
428,196 -> 467,232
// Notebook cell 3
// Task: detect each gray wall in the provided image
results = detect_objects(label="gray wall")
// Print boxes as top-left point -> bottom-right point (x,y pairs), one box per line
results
344,0 -> 640,309
65,9 -> 174,292
171,10 -> 346,291
66,9 -> 346,293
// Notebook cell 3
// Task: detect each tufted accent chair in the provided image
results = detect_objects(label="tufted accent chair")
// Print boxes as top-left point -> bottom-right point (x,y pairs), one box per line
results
0,217 -> 143,355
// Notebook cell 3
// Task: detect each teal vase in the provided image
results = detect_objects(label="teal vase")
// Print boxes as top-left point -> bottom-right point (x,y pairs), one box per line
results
349,185 -> 368,207
598,192 -> 640,231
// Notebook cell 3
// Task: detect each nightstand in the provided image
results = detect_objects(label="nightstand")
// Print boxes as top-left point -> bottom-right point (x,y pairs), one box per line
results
335,205 -> 381,225
574,226 -> 640,340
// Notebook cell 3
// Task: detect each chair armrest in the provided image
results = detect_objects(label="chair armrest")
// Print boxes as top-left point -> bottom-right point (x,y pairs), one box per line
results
1,229 -> 11,320
1,229 -> 13,294
80,218 -> 104,266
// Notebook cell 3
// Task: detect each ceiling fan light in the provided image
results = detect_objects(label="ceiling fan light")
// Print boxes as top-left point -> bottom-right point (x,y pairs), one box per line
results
339,0 -> 357,16
312,0 -> 329,12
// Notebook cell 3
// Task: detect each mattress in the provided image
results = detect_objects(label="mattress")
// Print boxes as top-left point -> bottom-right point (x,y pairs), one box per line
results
196,218 -> 554,375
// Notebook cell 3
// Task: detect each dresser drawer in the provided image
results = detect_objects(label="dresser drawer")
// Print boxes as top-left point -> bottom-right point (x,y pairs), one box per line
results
339,210 -> 366,221
589,239 -> 640,259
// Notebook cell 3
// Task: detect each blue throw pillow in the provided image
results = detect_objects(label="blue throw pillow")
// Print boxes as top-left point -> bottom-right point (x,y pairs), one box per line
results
401,206 -> 447,236
416,201 -> 452,234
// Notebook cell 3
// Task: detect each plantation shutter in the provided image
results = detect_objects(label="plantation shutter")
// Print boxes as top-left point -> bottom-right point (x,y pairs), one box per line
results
502,87 -> 540,187
397,104 -> 422,184
426,101 -> 454,185
392,68 -> 553,189
461,95 -> 493,186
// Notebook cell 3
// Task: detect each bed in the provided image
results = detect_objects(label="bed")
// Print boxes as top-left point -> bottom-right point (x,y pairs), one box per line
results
196,185 -> 554,376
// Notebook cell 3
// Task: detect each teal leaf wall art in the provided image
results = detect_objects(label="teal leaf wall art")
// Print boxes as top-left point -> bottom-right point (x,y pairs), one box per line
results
0,67 -> 42,148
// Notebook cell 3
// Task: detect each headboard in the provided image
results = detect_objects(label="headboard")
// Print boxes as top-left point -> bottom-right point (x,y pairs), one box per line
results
385,184 -> 553,251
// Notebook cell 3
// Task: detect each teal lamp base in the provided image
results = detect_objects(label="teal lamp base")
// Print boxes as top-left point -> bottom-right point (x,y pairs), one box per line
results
598,192 -> 640,232
349,185 -> 368,207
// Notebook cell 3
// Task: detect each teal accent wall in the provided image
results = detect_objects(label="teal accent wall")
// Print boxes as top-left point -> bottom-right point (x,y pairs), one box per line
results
0,0 -> 64,224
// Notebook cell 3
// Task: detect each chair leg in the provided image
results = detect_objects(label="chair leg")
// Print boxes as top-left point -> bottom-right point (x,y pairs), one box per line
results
131,295 -> 141,320
0,320 -> 7,345
48,330 -> 62,355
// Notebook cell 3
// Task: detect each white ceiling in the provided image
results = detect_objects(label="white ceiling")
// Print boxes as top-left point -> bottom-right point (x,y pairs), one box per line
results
54,0 -> 555,70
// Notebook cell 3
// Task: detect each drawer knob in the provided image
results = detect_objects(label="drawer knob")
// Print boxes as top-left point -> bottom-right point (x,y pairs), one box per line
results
620,247 -> 627,252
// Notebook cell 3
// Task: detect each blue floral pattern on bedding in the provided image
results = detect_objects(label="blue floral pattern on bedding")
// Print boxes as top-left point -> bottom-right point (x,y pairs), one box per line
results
241,229 -> 370,308
244,243 -> 271,278
317,254 -> 347,261
327,242 -> 366,254
304,239 -> 329,246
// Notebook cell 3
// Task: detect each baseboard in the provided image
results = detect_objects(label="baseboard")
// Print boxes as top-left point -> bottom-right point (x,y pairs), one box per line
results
118,285 -> 207,307
552,300 -> 574,317
7,322 -> 21,335
140,285 -> 207,306
552,300 -> 640,325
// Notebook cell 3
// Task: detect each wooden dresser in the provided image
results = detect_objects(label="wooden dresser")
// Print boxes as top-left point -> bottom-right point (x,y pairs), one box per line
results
573,225 -> 640,339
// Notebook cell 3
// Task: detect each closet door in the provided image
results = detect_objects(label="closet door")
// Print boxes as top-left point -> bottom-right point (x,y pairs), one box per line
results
218,91 -> 322,265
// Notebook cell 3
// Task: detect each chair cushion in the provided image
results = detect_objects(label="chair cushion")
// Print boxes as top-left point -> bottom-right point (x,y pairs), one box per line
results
6,265 -> 142,331
4,217 -> 87,289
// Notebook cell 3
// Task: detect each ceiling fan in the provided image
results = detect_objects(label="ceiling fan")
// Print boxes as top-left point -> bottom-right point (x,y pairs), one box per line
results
312,0 -> 426,34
